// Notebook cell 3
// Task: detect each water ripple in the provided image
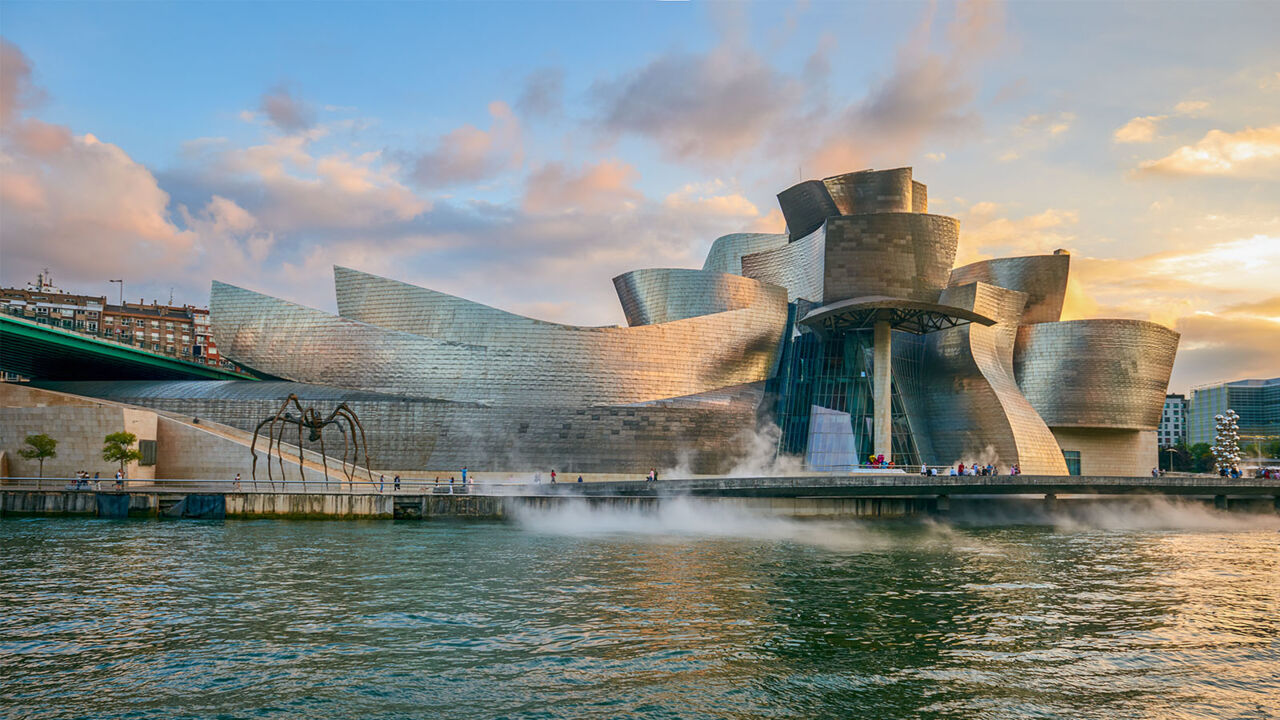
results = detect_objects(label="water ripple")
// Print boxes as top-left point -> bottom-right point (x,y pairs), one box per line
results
1,514 -> 1278,719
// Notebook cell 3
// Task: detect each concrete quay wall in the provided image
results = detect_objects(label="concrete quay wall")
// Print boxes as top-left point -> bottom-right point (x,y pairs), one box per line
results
1,491 -> 933,521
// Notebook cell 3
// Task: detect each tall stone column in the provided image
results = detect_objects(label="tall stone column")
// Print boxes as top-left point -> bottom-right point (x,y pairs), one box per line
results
873,320 -> 892,461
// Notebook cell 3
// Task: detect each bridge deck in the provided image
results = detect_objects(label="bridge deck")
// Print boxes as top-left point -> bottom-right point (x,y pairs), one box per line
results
504,475 -> 1280,498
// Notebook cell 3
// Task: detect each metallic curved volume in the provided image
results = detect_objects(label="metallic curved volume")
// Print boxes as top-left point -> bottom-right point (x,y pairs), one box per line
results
218,272 -> 788,407
702,233 -> 788,276
612,268 -> 787,327
1013,319 -> 1180,429
924,282 -> 1069,474
949,254 -> 1070,325
821,213 -> 959,304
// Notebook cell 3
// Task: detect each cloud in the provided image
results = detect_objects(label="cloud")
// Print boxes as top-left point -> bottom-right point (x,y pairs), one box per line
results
1021,111 -> 1075,136
1,131 -> 195,281
1114,115 -> 1165,143
1137,125 -> 1280,178
0,38 -> 44,126
522,160 -> 642,214
802,0 -> 1004,176
411,101 -> 523,187
954,201 -> 1078,264
259,84 -> 315,133
1174,100 -> 1209,115
516,68 -> 564,119
592,44 -> 800,162
1170,312 -> 1280,392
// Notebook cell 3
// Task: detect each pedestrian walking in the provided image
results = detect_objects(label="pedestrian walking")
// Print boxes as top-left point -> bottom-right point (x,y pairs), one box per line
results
379,474 -> 385,493
234,472 -> 241,490
461,466 -> 468,484
394,475 -> 401,491
577,475 -> 583,483
550,470 -> 557,484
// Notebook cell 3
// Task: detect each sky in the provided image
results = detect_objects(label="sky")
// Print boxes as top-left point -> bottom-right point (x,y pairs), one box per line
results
0,0 -> 1277,393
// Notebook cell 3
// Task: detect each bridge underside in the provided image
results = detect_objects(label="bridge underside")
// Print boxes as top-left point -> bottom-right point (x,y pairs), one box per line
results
0,314 -> 254,381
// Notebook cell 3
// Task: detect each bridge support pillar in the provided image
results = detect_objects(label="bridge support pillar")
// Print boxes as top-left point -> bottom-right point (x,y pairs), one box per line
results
933,494 -> 950,515
1043,493 -> 1057,513
1275,496 -> 1280,514
1214,494 -> 1228,510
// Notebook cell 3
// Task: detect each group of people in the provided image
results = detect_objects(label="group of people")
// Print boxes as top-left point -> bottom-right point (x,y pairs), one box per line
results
931,462 -> 1017,476
66,470 -> 126,490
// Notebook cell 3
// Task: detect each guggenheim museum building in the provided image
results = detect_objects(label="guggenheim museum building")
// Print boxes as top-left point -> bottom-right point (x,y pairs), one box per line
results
51,168 -> 1179,476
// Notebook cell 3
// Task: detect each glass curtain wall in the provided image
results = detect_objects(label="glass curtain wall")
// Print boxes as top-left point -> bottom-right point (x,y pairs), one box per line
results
773,327 -> 922,469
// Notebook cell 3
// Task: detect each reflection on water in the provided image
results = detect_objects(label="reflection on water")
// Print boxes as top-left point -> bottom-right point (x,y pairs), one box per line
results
1,502 -> 1277,719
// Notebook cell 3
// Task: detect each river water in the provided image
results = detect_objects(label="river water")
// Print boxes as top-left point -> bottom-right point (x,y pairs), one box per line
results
2,498 -> 1278,720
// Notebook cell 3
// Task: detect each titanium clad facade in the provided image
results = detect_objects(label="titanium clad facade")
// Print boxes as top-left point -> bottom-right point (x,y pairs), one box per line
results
822,214 -> 959,304
1013,319 -> 1179,429
168,165 -> 1177,476
949,254 -> 1070,325
777,180 -> 841,241
822,168 -> 917,215
702,233 -> 789,276
740,226 -> 826,303
612,269 -> 788,327
214,280 -> 787,407
924,282 -> 1069,473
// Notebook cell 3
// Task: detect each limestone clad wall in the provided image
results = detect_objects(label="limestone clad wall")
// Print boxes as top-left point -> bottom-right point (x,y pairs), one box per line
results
1051,428 -> 1158,477
0,384 -> 155,479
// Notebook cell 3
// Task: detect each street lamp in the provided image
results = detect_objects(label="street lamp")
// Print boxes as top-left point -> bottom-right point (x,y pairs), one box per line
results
108,279 -> 123,305
1163,446 -> 1178,473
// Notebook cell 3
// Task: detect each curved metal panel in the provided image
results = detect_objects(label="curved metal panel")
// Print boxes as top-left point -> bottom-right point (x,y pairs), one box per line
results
701,233 -> 788,276
219,276 -> 787,407
924,282 -> 1069,474
822,167 -> 916,215
949,254 -> 1070,325
1013,319 -> 1180,429
612,268 -> 787,326
776,180 -> 839,242
822,213 -> 959,304
740,225 -> 826,303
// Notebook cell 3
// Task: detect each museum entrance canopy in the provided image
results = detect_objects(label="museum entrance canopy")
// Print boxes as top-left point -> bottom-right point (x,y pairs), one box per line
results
798,296 -> 995,336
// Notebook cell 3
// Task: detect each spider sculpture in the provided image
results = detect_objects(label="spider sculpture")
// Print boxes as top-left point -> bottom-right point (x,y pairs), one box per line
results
250,394 -> 374,490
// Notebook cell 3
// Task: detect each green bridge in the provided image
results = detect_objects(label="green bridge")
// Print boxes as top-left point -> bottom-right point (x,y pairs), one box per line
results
0,313 -> 255,381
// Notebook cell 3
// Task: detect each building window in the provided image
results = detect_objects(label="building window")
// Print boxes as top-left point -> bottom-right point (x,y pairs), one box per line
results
87,321 -> 98,332
152,343 -> 160,351
1062,450 -> 1081,476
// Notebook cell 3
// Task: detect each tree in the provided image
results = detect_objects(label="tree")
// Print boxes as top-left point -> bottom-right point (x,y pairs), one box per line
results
102,432 -> 143,475
1187,442 -> 1214,474
18,434 -> 58,479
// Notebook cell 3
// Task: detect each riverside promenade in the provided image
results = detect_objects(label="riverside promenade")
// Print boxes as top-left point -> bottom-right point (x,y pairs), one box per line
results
2,474 -> 1278,520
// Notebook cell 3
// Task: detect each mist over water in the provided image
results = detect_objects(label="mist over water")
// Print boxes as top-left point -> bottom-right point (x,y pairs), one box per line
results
2,509 -> 1278,720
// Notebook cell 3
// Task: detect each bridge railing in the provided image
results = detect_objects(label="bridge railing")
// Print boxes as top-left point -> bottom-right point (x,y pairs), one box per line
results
0,476 -> 522,495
